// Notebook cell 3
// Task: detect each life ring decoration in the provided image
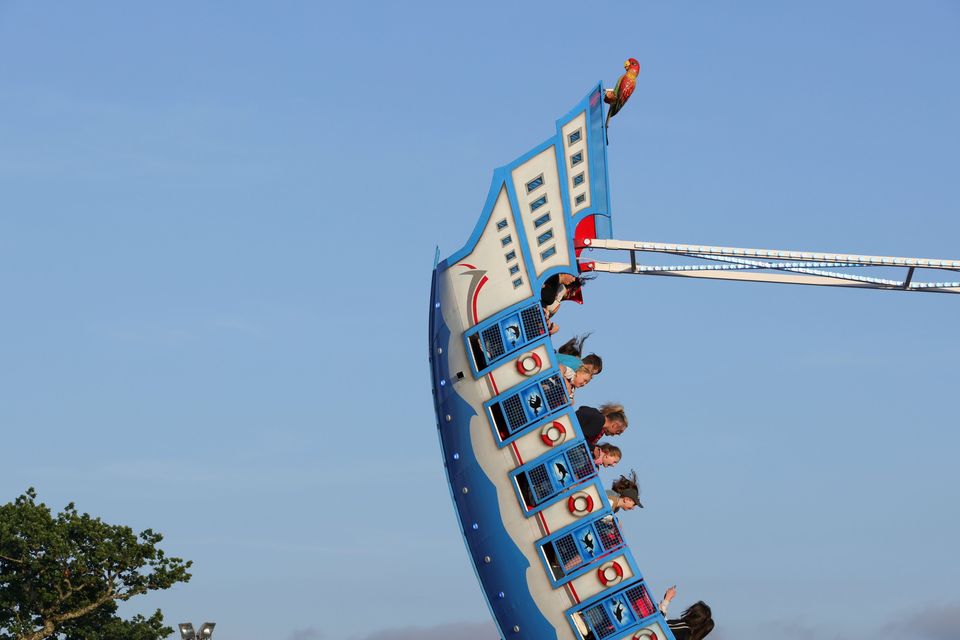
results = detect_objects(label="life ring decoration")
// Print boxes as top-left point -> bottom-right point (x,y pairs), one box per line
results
597,560 -> 624,587
567,491 -> 594,517
515,351 -> 542,376
631,631 -> 658,640
540,421 -> 567,447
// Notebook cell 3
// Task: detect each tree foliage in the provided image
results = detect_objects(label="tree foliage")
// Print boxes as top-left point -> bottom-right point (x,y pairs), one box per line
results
0,488 -> 191,640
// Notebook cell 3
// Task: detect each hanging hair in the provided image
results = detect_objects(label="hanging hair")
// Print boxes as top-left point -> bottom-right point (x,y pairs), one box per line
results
559,334 -> 603,374
571,272 -> 597,289
677,601 -> 714,640
599,403 -> 627,428
558,333 -> 592,357
610,469 -> 639,495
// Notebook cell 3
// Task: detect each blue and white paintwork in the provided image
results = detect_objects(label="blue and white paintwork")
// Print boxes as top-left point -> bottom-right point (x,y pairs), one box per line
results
428,86 -> 676,640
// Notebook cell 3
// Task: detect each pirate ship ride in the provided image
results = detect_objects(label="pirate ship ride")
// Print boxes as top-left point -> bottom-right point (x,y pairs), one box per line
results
427,84 -> 958,640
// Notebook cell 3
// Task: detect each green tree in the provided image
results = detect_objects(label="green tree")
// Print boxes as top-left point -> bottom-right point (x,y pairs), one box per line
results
0,488 -> 191,640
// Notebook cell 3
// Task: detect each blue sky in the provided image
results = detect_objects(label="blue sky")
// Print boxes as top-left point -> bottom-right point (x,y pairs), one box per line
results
1,2 -> 958,639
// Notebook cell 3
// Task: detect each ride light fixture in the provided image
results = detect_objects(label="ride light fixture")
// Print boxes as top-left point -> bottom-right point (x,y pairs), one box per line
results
179,622 -> 215,640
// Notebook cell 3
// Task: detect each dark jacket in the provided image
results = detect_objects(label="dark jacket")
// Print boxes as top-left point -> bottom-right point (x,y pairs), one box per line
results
667,622 -> 691,640
540,274 -> 564,309
576,405 -> 604,445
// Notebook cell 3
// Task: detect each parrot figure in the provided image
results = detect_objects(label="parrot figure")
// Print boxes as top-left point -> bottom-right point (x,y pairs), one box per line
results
604,57 -> 640,143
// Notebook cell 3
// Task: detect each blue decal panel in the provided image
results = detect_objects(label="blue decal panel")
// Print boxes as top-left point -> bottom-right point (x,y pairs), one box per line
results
569,581 -> 660,640
487,373 -> 570,445
540,514 -> 625,586
466,302 -> 548,374
512,442 -> 596,511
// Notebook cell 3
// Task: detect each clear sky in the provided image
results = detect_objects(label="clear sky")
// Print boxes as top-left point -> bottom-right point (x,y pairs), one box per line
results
1,2 -> 958,639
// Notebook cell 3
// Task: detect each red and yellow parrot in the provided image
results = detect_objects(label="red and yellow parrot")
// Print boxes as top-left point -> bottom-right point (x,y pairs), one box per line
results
604,57 -> 640,142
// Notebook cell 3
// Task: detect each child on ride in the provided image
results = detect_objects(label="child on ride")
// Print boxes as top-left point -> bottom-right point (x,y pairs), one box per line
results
592,442 -> 621,468
556,334 -> 603,402
556,334 -> 603,375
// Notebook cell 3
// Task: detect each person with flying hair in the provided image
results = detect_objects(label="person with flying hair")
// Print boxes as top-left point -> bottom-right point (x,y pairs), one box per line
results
540,272 -> 595,335
658,587 -> 715,640
556,333 -> 604,377
606,469 -> 643,512
575,402 -> 628,446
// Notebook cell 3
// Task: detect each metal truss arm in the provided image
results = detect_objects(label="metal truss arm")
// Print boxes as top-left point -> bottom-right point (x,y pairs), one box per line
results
583,239 -> 960,294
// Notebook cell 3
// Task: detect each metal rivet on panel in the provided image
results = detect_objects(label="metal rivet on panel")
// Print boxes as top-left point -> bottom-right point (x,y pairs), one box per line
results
472,523 -> 479,530
498,592 -> 505,599
445,415 -> 452,422
513,626 -> 520,633
462,487 -> 469,494
484,556 -> 491,563
452,453 -> 459,460
437,347 -> 442,354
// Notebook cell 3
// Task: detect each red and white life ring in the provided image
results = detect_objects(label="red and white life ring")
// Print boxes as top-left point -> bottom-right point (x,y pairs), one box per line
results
566,491 -> 594,517
540,421 -> 567,447
515,351 -> 542,376
597,560 -> 624,587
632,631 -> 658,640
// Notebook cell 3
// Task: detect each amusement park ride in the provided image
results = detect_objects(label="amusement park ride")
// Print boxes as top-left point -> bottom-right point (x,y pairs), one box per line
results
427,79 -> 958,640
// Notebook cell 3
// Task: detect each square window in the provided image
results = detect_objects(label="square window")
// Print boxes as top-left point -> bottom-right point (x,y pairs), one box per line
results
496,218 -> 508,231
534,213 -> 551,228
575,193 -> 586,205
512,277 -> 523,289
509,264 -> 520,275
501,235 -> 513,247
526,175 -> 544,193
573,172 -> 585,186
570,152 -> 583,166
504,250 -> 516,261
568,129 -> 582,145
530,195 -> 547,211
537,230 -> 554,245
541,246 -> 557,260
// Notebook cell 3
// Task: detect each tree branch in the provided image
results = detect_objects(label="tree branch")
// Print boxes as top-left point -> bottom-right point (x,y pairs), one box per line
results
19,619 -> 57,640
32,585 -> 118,639
50,589 -> 117,624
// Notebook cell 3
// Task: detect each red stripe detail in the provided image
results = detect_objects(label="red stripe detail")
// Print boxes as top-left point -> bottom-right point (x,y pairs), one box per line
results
489,374 -> 500,396
567,581 -> 581,604
510,441 -> 523,466
472,276 -> 488,324
537,511 -> 550,535
455,263 -> 486,324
